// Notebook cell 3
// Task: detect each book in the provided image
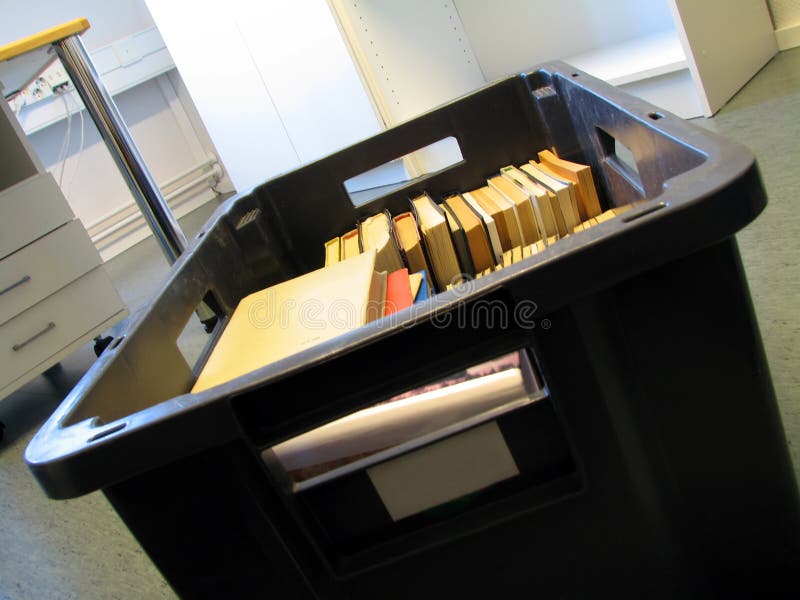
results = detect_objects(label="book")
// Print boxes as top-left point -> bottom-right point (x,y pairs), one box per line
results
324,237 -> 340,266
191,250 -> 387,393
468,186 -> 518,251
340,228 -> 361,259
487,175 -> 540,245
595,209 -> 617,223
409,272 -> 423,300
441,203 -> 477,277
499,166 -> 558,239
574,217 -> 599,232
392,211 -> 433,288
411,193 -> 463,291
360,210 -> 405,274
413,270 -> 430,303
522,162 -> 581,234
531,160 -> 588,222
516,163 -> 570,236
462,191 -> 504,264
501,248 -> 513,268
537,149 -> 602,218
610,204 -> 634,216
443,193 -> 495,272
385,268 -> 413,315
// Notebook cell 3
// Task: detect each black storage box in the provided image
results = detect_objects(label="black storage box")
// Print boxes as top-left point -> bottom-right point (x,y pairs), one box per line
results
26,61 -> 800,598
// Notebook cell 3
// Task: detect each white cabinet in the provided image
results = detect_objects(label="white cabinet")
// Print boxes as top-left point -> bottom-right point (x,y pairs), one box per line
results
669,0 -> 778,116
333,0 -> 778,120
149,0 -> 777,192
146,0 -> 385,194
0,93 -> 127,399
0,174 -> 73,258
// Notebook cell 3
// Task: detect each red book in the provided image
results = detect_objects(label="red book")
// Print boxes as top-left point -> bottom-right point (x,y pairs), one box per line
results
384,269 -> 413,315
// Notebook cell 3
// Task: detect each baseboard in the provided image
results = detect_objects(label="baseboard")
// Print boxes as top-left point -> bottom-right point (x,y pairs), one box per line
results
95,189 -> 218,262
775,24 -> 800,51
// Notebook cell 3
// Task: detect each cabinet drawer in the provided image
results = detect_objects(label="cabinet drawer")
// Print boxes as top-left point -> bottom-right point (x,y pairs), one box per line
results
0,220 -> 101,325
0,267 -> 125,388
0,173 -> 73,259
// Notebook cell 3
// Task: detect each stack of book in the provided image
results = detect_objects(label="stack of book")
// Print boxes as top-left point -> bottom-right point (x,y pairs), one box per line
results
192,151 -> 620,396
186,153 -> 596,533
325,151 -> 630,293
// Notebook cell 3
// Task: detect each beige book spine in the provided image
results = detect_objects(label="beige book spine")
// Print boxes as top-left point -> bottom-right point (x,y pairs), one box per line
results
324,237 -> 341,266
462,192 -> 504,265
520,163 -> 578,235
500,167 -> 557,239
487,176 -> 541,245
538,149 -> 602,218
532,159 -> 586,222
484,182 -> 527,247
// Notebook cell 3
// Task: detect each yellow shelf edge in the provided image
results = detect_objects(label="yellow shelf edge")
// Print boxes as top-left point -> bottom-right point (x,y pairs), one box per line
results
0,17 -> 90,61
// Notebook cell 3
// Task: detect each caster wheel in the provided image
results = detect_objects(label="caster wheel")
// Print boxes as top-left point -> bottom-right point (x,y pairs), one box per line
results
44,362 -> 63,377
94,335 -> 114,357
202,315 -> 219,334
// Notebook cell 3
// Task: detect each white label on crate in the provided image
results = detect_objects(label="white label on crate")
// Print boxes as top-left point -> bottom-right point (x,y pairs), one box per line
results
367,421 -> 519,521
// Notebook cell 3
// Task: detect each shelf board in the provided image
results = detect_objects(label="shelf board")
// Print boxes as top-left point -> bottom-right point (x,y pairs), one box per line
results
565,29 -> 687,87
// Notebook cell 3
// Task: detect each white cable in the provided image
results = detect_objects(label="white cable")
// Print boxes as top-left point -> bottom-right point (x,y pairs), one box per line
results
56,93 -> 70,164
57,92 -> 72,188
58,92 -> 71,161
66,92 -> 85,194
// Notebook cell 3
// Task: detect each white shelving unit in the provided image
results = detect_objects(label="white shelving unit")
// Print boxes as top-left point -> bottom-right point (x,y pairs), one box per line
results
563,28 -> 703,119
330,0 -> 485,175
564,30 -> 688,87
333,0 -> 778,120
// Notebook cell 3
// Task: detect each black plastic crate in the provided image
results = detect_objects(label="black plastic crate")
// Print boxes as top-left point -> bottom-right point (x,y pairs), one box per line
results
26,61 -> 800,598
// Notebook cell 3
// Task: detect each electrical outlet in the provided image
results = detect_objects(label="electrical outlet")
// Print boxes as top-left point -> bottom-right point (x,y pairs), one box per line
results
25,77 -> 53,104
43,62 -> 71,92
15,61 -> 74,109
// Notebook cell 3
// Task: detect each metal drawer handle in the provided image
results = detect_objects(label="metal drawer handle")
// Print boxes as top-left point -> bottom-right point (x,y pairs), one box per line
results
0,275 -> 31,296
12,322 -> 56,352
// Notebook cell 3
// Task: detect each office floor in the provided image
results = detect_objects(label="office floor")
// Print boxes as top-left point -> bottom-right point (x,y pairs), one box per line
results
1,48 -> 799,599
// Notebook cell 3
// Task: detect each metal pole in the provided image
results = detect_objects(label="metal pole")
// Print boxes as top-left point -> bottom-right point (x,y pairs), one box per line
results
52,35 -> 187,264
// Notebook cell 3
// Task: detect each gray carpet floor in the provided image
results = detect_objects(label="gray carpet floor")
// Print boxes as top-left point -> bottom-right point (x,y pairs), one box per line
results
1,48 -> 798,599
696,47 -> 800,471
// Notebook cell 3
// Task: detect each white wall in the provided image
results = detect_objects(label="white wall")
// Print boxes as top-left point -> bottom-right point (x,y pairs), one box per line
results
146,0 -> 384,193
29,77 -> 204,225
